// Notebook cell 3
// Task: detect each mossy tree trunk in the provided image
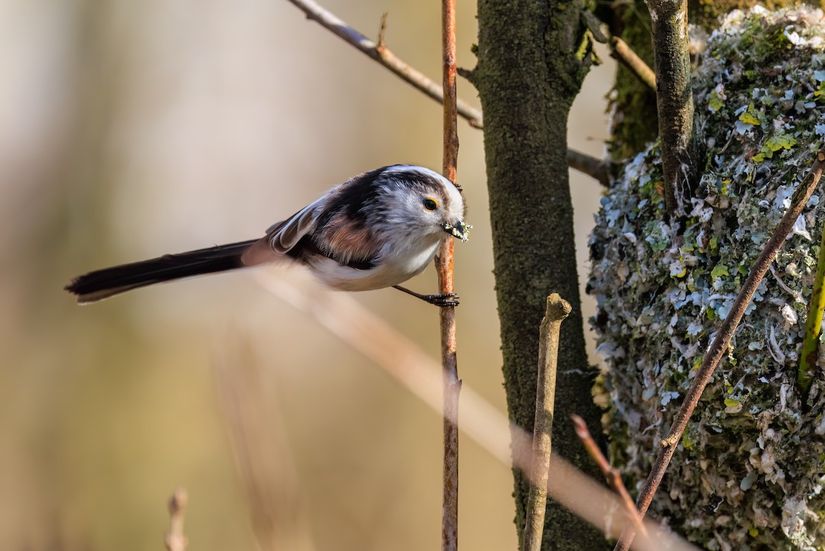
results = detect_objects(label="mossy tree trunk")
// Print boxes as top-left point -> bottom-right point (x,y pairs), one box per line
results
602,0 -> 817,162
473,1 -> 606,549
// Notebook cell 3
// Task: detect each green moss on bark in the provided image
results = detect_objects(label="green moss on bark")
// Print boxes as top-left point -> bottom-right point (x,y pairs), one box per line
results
475,1 -> 606,549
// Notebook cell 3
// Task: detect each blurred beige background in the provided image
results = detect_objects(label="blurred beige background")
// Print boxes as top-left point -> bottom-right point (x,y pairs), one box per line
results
0,1 -> 614,549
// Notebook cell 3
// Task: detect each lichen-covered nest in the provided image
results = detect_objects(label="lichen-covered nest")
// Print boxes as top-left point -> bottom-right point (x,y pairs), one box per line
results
589,7 -> 825,550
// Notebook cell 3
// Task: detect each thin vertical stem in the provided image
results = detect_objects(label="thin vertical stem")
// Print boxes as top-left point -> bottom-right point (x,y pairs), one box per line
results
164,488 -> 188,551
799,223 -> 825,396
649,0 -> 693,214
438,0 -> 460,550
522,294 -> 570,551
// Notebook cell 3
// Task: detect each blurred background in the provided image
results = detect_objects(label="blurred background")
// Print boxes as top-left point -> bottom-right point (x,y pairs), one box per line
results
0,1 -> 614,549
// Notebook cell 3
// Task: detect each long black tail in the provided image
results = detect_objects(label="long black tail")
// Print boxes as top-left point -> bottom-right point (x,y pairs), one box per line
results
65,239 -> 259,303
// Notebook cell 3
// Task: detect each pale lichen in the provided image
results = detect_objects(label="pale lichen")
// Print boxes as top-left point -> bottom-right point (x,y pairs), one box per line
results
590,7 -> 825,549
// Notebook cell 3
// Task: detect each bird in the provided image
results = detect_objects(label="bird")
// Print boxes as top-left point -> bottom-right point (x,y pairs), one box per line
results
65,164 -> 469,307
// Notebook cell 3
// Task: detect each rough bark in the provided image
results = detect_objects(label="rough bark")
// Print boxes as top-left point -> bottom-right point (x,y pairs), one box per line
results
649,0 -> 694,214
474,1 -> 606,549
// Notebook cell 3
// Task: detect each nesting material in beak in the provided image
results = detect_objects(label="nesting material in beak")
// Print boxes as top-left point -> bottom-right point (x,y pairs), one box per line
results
443,220 -> 471,241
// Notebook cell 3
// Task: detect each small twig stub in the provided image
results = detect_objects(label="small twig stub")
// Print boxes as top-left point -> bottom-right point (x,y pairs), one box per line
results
164,488 -> 188,551
522,294 -> 570,551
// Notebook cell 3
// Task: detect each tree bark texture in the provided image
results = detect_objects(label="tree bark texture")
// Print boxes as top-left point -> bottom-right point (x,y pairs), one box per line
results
474,1 -> 606,549
649,0 -> 694,214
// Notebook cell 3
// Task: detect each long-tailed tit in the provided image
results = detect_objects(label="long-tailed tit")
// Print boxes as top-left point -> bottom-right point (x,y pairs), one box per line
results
65,165 -> 469,306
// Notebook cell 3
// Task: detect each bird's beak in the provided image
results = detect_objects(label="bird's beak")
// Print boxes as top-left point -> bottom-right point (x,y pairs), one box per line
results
442,220 -> 470,242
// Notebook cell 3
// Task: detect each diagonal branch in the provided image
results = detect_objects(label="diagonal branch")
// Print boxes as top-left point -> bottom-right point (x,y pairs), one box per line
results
286,0 -> 482,128
581,10 -> 655,91
567,149 -> 610,187
610,37 -> 656,91
285,0 -> 610,186
571,415 -> 646,538
614,148 -> 825,551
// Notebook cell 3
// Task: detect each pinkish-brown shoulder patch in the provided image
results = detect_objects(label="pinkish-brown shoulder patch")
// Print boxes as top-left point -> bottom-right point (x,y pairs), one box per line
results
320,212 -> 379,263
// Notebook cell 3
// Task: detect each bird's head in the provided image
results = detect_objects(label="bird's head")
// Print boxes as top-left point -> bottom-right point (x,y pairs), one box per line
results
376,165 -> 470,242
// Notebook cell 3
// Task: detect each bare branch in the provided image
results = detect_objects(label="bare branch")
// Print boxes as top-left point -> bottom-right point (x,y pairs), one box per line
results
571,415 -> 646,538
610,37 -> 656,91
581,10 -> 655,91
614,148 -> 825,551
286,0 -> 482,128
285,0 -> 610,185
648,0 -> 693,214
567,149 -> 611,187
376,12 -> 388,50
439,0 -> 460,549
522,294 -> 571,551
164,488 -> 188,551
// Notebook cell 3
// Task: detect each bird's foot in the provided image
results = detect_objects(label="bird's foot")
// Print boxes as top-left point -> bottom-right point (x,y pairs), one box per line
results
420,292 -> 460,307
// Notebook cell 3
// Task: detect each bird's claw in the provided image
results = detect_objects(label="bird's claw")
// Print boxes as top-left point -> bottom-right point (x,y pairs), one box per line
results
423,292 -> 460,307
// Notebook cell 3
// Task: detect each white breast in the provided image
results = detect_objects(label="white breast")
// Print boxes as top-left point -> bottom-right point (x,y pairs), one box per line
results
307,234 -> 443,292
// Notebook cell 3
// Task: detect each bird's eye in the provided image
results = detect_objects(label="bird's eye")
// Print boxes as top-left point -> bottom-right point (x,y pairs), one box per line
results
423,198 -> 438,211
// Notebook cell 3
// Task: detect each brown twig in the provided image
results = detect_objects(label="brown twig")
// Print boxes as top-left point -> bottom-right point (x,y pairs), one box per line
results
581,10 -> 655,92
376,12 -> 388,50
614,148 -> 825,551
567,149 -> 611,187
439,0 -> 460,549
164,488 -> 188,551
285,0 -> 610,186
571,415 -> 647,538
522,294 -> 571,551
610,37 -> 656,91
286,0 -> 481,128
648,0 -> 694,214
